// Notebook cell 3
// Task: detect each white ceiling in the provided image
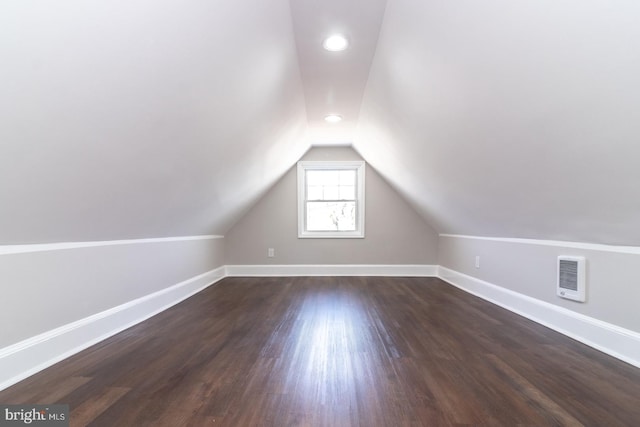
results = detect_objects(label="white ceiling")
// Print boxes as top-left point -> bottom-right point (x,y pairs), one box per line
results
290,0 -> 387,144
2,0 -> 640,246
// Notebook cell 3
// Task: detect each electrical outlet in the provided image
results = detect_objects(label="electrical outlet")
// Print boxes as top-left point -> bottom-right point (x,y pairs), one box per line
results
475,256 -> 480,268
268,248 -> 275,258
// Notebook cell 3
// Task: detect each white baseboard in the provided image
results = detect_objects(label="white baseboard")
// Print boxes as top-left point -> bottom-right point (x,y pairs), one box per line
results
0,266 -> 226,391
438,266 -> 640,369
225,264 -> 438,277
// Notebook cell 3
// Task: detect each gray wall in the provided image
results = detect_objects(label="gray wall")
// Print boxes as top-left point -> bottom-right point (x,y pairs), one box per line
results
225,146 -> 438,265
0,238 -> 225,348
438,235 -> 640,333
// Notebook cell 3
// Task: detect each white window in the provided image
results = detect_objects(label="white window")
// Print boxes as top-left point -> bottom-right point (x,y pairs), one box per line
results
297,161 -> 365,238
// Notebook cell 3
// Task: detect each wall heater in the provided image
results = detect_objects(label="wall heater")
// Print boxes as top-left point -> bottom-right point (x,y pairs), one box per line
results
557,256 -> 586,302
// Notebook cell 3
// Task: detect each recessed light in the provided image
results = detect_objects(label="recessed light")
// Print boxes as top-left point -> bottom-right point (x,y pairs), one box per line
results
323,34 -> 349,51
324,114 -> 343,123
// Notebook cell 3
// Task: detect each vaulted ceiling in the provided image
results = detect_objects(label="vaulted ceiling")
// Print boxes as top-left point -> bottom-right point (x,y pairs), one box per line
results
1,1 -> 639,246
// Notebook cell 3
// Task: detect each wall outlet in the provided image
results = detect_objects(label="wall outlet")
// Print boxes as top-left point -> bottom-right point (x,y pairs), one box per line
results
268,248 -> 275,258
475,255 -> 480,268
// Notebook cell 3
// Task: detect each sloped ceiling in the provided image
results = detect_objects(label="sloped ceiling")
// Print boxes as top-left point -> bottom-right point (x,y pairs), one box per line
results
356,0 -> 640,246
2,1 -> 640,246
0,0 -> 309,244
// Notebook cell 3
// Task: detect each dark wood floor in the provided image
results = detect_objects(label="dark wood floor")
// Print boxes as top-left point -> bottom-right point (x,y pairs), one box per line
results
1,277 -> 639,426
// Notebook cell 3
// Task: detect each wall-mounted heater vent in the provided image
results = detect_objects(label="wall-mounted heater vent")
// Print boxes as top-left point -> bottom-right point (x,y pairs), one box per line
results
557,256 -> 586,302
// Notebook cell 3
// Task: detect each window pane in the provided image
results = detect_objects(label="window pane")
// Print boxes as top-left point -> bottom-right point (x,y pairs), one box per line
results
306,170 -> 325,186
323,186 -> 340,200
306,201 -> 356,231
339,185 -> 355,200
322,171 -> 340,186
307,185 -> 323,200
339,170 -> 356,185
306,170 -> 357,201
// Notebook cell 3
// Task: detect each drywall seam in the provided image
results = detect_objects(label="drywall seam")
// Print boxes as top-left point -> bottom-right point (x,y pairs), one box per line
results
438,266 -> 640,369
225,264 -> 438,276
0,266 -> 226,391
0,235 -> 224,255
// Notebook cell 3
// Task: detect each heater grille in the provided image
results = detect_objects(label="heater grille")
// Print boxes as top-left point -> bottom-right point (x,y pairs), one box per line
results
557,256 -> 586,302
559,259 -> 579,291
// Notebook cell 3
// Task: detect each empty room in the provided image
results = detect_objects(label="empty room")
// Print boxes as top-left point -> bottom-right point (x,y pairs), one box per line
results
1,0 -> 639,426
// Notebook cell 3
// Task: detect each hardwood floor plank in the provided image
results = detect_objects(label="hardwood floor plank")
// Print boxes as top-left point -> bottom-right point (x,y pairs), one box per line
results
0,375 -> 92,405
486,354 -> 583,426
69,386 -> 130,426
1,277 -> 639,426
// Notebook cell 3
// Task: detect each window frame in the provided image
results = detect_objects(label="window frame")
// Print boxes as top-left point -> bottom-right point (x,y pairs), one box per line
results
297,160 -> 365,239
